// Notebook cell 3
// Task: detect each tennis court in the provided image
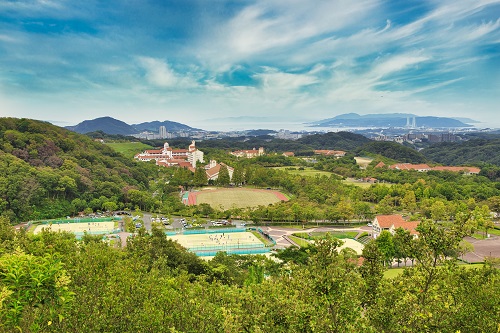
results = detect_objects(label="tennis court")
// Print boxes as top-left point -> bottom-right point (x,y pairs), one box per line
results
167,231 -> 269,256
33,221 -> 116,236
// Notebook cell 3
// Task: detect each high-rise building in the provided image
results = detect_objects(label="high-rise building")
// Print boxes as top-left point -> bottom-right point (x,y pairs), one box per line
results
159,126 -> 167,139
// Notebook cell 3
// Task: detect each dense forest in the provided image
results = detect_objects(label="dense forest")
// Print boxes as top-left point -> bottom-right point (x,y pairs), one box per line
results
0,118 -> 159,222
1,215 -> 499,332
422,137 -> 500,166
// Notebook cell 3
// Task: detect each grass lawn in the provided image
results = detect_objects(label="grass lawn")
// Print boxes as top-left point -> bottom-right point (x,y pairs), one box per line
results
106,142 -> 152,159
384,263 -> 486,279
250,230 -> 275,247
288,235 -> 311,247
472,228 -> 500,239
271,166 -> 335,178
293,231 -> 359,240
354,156 -> 373,168
195,188 -> 286,209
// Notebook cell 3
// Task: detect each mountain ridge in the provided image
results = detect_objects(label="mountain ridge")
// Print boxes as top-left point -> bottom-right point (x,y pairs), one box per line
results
65,116 -> 199,135
310,113 -> 473,128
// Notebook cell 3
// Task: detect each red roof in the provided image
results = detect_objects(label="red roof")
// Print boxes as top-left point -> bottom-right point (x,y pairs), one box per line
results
145,149 -> 163,154
390,163 -> 430,171
375,215 -> 406,228
375,215 -> 420,235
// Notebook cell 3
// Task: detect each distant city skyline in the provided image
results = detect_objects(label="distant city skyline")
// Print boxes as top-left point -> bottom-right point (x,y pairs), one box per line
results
1,0 -> 499,130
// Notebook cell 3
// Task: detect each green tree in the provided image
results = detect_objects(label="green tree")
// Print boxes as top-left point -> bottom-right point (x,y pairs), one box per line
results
375,231 -> 395,266
0,249 -> 74,330
193,166 -> 208,187
232,167 -> 244,185
216,164 -> 230,186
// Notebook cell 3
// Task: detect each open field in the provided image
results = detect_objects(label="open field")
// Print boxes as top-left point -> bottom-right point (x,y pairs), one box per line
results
106,142 -> 152,158
354,156 -> 373,168
271,166 -> 335,177
384,263 -> 486,279
33,221 -> 115,235
188,188 -> 288,209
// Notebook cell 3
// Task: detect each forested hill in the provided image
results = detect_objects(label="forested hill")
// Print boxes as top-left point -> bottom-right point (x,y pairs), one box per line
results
196,131 -> 372,154
296,131 -> 372,150
422,137 -> 500,166
0,118 -> 157,222
356,141 -> 428,164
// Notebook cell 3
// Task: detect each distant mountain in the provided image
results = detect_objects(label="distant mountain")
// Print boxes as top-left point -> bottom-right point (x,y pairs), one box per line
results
452,117 -> 480,124
66,117 -> 198,135
66,117 -> 137,135
132,120 -> 199,132
310,113 -> 473,128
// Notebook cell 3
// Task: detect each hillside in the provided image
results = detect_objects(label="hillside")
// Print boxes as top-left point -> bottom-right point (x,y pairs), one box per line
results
65,116 -> 137,135
422,137 -> 500,166
355,141 -> 428,164
296,131 -> 372,150
0,118 -> 158,222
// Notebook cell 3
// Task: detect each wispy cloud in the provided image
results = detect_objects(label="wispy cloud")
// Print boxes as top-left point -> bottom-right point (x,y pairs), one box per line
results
0,0 -> 499,128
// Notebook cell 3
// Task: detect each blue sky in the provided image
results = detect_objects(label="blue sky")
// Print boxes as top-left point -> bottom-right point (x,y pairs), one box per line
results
0,0 -> 499,130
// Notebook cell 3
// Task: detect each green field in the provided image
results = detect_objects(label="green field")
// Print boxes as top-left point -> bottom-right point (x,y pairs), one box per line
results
272,166 -> 336,177
195,189 -> 285,209
293,231 -> 359,240
288,235 -> 312,247
384,263 -> 485,279
106,142 -> 153,158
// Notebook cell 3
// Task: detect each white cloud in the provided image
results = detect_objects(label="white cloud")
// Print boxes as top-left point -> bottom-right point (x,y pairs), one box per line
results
136,57 -> 199,89
253,67 -> 318,91
371,54 -> 430,79
198,0 -> 379,68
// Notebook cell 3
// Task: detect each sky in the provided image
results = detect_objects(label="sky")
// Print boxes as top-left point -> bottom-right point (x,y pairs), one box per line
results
0,0 -> 499,131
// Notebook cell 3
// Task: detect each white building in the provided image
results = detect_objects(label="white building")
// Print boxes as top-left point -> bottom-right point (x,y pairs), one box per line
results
159,126 -> 167,139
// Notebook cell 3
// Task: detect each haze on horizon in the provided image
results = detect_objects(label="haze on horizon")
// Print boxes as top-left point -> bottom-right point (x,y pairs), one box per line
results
1,0 -> 499,130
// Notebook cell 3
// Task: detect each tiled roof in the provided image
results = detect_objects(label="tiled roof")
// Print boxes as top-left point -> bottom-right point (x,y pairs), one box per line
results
390,163 -> 431,170
375,214 -> 420,235
375,215 -> 406,228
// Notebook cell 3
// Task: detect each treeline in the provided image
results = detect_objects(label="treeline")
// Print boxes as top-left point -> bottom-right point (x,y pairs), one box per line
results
422,137 -> 500,166
0,118 -> 160,222
1,214 -> 499,332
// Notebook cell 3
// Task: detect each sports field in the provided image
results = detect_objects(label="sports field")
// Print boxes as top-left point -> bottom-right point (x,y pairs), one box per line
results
168,231 -> 265,253
188,188 -> 288,209
33,221 -> 115,235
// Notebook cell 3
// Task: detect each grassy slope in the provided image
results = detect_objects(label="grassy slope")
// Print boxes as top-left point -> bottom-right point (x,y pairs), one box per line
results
106,142 -> 152,159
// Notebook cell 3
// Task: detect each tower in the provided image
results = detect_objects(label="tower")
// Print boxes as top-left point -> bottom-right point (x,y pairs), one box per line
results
159,126 -> 167,139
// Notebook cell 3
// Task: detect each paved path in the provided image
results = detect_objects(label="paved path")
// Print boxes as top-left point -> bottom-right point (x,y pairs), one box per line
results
259,226 -> 369,249
462,235 -> 500,263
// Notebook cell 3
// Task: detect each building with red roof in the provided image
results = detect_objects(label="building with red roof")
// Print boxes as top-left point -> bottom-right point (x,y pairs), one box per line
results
134,140 -> 204,169
372,214 -> 420,238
